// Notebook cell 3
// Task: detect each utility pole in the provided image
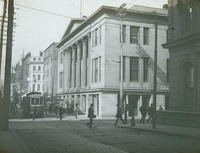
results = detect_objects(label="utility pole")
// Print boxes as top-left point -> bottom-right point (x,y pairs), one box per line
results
80,0 -> 82,18
0,0 -> 7,78
152,23 -> 158,129
117,3 -> 127,123
0,0 -> 14,130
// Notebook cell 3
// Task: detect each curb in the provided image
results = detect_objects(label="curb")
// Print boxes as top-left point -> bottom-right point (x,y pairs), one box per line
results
118,125 -> 200,140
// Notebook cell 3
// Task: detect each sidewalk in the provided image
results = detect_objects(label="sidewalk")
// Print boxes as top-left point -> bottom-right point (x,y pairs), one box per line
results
0,130 -> 29,153
118,121 -> 200,139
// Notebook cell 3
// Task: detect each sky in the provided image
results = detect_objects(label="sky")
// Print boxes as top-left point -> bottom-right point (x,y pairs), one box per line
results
0,0 -> 168,67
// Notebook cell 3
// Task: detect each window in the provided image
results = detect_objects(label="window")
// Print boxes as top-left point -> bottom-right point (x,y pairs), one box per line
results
33,66 -> 36,71
38,74 -> 41,81
92,57 -> 101,83
130,57 -> 139,81
33,58 -> 36,61
31,98 -> 34,105
130,26 -> 139,44
95,29 -> 98,46
143,58 -> 149,82
59,72 -> 63,88
38,58 -> 41,61
37,84 -> 40,91
94,58 -> 98,82
93,26 -> 101,47
38,66 -> 41,71
122,25 -> 126,43
33,74 -> 36,82
35,98 -> 39,105
143,27 -> 149,45
32,84 -> 35,91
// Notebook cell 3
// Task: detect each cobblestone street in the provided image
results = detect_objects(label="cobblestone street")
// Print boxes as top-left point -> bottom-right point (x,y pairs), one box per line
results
6,120 -> 200,153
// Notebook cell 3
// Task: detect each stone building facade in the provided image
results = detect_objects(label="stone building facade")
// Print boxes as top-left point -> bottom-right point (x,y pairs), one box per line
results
57,5 -> 169,117
163,0 -> 200,112
43,43 -> 58,101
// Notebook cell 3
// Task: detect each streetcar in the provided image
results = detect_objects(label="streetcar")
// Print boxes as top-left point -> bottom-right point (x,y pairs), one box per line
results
22,92 -> 44,118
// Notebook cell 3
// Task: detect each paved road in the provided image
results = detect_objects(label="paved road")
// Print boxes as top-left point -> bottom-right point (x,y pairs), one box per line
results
10,120 -> 200,153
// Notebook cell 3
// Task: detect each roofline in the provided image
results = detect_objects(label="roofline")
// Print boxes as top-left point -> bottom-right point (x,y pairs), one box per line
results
43,42 -> 58,53
57,5 -> 168,49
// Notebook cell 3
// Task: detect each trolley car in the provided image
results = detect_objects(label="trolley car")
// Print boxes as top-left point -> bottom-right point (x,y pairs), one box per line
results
22,92 -> 44,118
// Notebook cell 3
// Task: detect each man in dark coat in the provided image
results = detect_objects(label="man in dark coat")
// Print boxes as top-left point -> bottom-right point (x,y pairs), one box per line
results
139,105 -> 147,123
32,106 -> 37,120
58,105 -> 63,120
147,104 -> 153,123
114,104 -> 124,126
87,104 -> 95,128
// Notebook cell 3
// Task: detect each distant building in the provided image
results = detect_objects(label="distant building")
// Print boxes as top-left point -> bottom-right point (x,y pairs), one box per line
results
161,0 -> 200,126
57,5 -> 169,117
14,52 -> 44,97
43,42 -> 58,102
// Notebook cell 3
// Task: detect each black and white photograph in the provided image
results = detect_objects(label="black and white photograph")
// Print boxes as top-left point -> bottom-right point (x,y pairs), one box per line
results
0,0 -> 200,153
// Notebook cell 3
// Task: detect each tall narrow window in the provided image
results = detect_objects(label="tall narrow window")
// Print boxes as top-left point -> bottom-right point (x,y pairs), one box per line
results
33,66 -> 36,71
130,26 -> 139,44
60,52 -> 63,64
95,29 -> 98,46
94,58 -> 98,82
143,58 -> 149,82
38,66 -> 41,71
130,57 -> 139,82
122,25 -> 126,43
59,72 -> 63,88
38,74 -> 41,81
37,84 -> 40,91
143,27 -> 149,45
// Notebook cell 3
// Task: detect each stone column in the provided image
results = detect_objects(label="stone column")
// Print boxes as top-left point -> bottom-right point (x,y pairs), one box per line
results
76,42 -> 81,88
71,45 -> 76,89
82,38 -> 87,88
87,33 -> 91,88
67,48 -> 72,89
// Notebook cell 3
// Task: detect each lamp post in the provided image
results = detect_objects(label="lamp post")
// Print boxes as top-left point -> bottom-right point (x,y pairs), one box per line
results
116,3 -> 127,123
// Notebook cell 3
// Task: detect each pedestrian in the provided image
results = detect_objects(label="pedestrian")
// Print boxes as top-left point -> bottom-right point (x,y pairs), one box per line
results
86,104 -> 95,128
147,104 -> 153,123
114,104 -> 124,126
55,104 -> 58,118
32,106 -> 37,120
139,105 -> 147,124
58,105 -> 63,120
74,103 -> 78,119
159,105 -> 163,111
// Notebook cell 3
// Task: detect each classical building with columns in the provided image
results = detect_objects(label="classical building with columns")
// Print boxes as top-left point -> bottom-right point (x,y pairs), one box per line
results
56,5 -> 169,117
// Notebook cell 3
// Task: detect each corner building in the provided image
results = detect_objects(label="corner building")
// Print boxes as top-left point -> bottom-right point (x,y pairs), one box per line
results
57,5 -> 169,117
